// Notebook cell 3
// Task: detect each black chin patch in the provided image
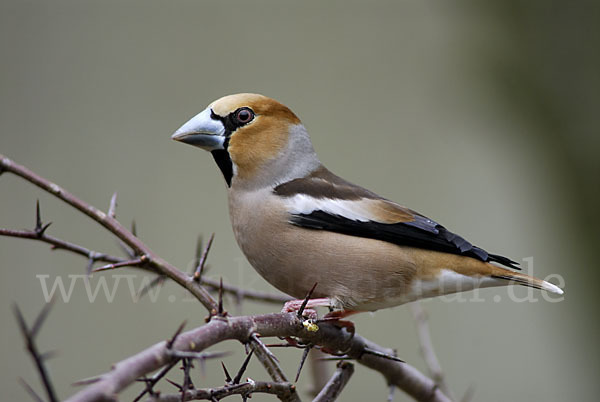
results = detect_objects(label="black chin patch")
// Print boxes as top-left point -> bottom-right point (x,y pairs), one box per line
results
208,108 -> 253,188
211,149 -> 233,187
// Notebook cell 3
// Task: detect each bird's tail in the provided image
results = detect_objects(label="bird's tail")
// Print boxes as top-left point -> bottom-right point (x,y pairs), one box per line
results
490,268 -> 564,295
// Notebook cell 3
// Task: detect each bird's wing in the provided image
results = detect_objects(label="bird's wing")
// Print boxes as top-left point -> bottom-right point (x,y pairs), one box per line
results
274,167 -> 519,269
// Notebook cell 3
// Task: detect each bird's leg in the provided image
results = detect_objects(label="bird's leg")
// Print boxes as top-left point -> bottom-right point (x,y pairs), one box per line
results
311,310 -> 358,355
320,310 -> 358,335
281,297 -> 331,319
282,299 -> 358,354
322,309 -> 359,320
280,298 -> 331,348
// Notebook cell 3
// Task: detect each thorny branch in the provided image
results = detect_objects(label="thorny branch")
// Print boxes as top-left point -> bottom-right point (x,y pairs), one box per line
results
312,361 -> 354,402
0,154 -> 217,312
1,153 -> 452,402
0,154 -> 294,400
13,301 -> 58,402
0,228 -> 122,265
147,380 -> 297,402
64,313 -> 450,402
0,218 -> 289,304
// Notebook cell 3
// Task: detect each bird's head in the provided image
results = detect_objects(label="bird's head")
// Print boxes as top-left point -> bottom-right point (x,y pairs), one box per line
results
172,93 -> 320,189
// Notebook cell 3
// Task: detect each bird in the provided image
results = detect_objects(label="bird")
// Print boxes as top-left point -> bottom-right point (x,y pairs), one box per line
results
171,93 -> 563,317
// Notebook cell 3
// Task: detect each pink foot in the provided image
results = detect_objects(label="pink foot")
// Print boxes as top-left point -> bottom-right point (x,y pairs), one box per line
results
320,310 -> 358,335
281,298 -> 331,319
323,310 -> 359,320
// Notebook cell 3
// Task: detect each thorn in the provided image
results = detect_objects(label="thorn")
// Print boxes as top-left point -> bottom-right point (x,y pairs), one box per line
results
14,303 -> 58,402
194,235 -> 203,268
30,299 -> 55,339
13,303 -> 30,340
39,222 -> 52,236
318,356 -> 354,361
117,239 -> 136,258
221,361 -> 232,383
249,334 -> 279,363
294,345 -> 312,382
205,309 -> 217,323
180,358 -> 194,400
35,200 -> 42,231
131,220 -> 137,236
18,377 -> 44,402
135,376 -> 159,399
108,192 -> 118,219
166,321 -> 187,349
232,350 -> 254,385
165,378 -> 183,391
137,275 -> 166,300
40,350 -> 59,361
72,375 -> 102,386
361,347 -> 405,363
91,255 -> 147,273
193,233 -> 214,282
34,200 -> 52,236
217,277 -> 225,316
297,282 -> 318,319
135,377 -> 151,384
132,361 -> 179,401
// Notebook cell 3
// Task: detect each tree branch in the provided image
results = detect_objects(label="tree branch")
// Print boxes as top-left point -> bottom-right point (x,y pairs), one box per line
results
0,228 -> 122,264
65,313 -> 450,402
147,380 -> 297,402
2,154 -> 452,402
0,226 -> 289,305
312,361 -> 353,402
13,302 -> 58,402
1,154 -> 298,401
0,154 -> 218,313
249,333 -> 293,386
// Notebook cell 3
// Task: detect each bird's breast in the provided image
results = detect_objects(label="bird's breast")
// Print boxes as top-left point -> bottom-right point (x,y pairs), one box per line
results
226,188 -> 420,310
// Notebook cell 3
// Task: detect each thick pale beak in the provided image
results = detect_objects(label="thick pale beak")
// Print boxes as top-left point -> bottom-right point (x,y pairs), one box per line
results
171,108 -> 226,151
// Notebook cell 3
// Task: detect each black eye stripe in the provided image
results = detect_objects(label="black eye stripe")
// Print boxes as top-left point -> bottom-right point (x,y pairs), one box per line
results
210,110 -> 225,123
208,107 -> 254,188
209,109 -> 236,137
209,107 -> 255,140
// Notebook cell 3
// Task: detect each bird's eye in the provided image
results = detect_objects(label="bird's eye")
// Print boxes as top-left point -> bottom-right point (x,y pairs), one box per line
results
234,108 -> 254,125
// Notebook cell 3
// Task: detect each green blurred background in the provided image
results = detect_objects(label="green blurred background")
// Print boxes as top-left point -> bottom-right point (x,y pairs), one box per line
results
1,1 -> 598,401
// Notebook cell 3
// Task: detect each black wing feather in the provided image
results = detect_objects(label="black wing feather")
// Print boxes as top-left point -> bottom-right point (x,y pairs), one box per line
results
290,211 -> 519,270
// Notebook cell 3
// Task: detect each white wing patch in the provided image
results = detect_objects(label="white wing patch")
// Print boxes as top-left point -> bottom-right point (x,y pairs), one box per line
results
285,194 -> 378,222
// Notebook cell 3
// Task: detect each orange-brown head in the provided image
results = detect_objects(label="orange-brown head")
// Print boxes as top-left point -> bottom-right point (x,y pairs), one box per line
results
172,93 -> 320,189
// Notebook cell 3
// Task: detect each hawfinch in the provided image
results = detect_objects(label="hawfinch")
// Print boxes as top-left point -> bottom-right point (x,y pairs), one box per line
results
172,93 -> 563,315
